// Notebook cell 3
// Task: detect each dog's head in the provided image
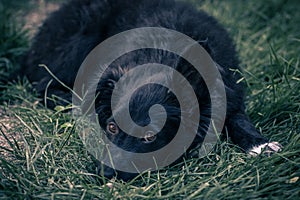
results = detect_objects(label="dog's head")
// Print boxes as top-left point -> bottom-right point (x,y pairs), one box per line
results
95,68 -> 181,180
89,50 -> 211,180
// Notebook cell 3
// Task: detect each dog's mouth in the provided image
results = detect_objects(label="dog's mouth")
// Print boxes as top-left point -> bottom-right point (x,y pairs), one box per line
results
96,160 -> 138,181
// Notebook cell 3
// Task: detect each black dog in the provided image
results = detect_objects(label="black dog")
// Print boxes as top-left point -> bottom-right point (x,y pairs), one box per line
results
21,0 -> 281,180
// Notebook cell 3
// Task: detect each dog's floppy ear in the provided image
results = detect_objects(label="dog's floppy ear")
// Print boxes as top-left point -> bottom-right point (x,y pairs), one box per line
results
178,37 -> 212,59
198,38 -> 212,55
174,37 -> 213,74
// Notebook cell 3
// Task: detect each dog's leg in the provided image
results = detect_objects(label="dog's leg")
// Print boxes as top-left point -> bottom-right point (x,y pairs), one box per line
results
225,113 -> 282,156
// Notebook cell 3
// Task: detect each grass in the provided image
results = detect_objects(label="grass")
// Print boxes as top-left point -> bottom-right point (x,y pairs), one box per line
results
0,0 -> 299,199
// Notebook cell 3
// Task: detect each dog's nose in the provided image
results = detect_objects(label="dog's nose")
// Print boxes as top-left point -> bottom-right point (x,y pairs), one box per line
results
103,167 -> 116,179
97,162 -> 116,179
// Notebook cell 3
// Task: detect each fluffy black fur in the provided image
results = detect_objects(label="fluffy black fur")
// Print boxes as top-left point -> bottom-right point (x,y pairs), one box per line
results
22,0 -> 275,180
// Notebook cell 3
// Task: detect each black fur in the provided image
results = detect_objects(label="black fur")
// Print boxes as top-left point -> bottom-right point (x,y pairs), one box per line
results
22,0 -> 271,180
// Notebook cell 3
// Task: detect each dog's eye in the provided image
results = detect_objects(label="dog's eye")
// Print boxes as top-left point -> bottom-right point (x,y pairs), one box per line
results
142,131 -> 157,144
107,122 -> 119,135
106,79 -> 115,88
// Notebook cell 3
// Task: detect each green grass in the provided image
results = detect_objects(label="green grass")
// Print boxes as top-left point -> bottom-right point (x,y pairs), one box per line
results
0,4 -> 28,85
0,0 -> 299,199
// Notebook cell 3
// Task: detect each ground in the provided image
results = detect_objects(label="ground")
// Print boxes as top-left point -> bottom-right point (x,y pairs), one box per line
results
0,0 -> 299,199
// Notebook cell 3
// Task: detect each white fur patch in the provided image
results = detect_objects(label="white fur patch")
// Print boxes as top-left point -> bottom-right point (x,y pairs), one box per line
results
248,142 -> 282,156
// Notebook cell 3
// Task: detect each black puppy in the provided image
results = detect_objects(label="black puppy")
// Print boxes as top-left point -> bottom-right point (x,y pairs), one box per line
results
22,0 -> 281,180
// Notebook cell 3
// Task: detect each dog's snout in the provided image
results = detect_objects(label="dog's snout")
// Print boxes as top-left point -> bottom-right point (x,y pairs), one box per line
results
100,165 -> 116,179
105,169 -> 116,179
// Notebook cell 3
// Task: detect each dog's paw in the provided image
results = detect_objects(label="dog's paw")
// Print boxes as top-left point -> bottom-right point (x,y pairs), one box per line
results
248,142 -> 282,156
